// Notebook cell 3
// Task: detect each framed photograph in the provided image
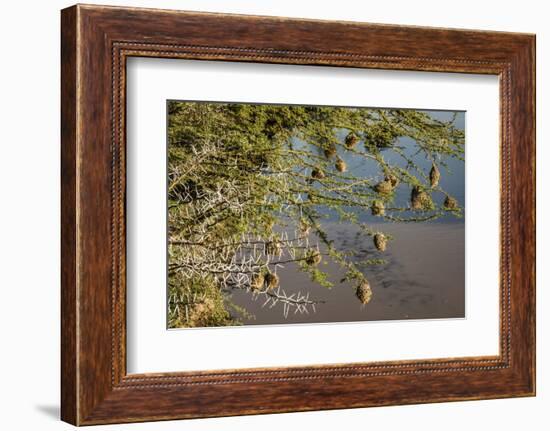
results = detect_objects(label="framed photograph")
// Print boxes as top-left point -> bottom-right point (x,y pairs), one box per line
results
61,4 -> 535,425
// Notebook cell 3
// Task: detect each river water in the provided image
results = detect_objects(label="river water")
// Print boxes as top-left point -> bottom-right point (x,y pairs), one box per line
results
227,221 -> 465,325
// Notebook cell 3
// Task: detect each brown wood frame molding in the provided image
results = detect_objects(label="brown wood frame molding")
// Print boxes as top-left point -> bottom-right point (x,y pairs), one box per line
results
61,4 -> 535,426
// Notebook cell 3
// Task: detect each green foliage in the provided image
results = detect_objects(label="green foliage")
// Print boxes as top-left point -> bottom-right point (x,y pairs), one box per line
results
168,276 -> 240,328
167,101 -> 465,328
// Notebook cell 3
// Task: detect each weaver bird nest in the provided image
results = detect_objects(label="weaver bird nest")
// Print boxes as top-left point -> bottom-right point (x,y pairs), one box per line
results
344,132 -> 359,148
323,143 -> 337,159
305,250 -> 322,266
310,168 -> 326,181
250,272 -> 265,291
335,158 -> 347,173
411,185 -> 434,211
374,179 -> 394,195
444,195 -> 459,210
371,200 -> 385,216
385,172 -> 400,188
429,163 -> 440,188
264,272 -> 280,290
356,280 -> 373,305
374,233 -> 387,252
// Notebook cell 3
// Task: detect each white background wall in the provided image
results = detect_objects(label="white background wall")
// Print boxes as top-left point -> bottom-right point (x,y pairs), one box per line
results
0,0 -> 546,429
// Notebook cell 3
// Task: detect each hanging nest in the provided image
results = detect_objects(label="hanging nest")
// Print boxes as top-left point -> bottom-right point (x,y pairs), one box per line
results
373,233 -> 387,252
429,163 -> 440,188
371,200 -> 385,216
335,157 -> 347,173
385,172 -> 400,188
250,272 -> 265,291
305,250 -> 322,266
310,168 -> 326,181
411,185 -> 434,211
356,280 -> 373,305
265,272 -> 280,290
411,185 -> 422,209
344,132 -> 359,148
444,195 -> 459,210
374,179 -> 394,194
324,143 -> 337,159
266,240 -> 283,257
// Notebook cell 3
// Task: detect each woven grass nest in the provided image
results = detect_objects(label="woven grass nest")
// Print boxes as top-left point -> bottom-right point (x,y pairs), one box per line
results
371,200 -> 385,216
410,185 -> 434,211
335,157 -> 347,173
385,172 -> 400,188
305,250 -> 322,266
374,179 -> 394,195
265,272 -> 280,290
324,143 -> 337,159
374,171 -> 400,194
344,132 -> 359,149
373,233 -> 387,252
429,163 -> 440,188
444,195 -> 459,210
310,168 -> 326,181
356,280 -> 373,305
250,272 -> 265,291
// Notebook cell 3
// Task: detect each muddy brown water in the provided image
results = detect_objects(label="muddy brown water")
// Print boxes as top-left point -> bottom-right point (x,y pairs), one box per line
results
226,221 -> 465,325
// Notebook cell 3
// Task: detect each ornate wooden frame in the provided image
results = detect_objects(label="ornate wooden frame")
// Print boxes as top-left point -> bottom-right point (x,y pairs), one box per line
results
61,4 -> 536,425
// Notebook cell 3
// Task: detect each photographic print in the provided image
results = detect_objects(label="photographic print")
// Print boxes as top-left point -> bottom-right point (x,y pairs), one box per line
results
167,101 -> 465,329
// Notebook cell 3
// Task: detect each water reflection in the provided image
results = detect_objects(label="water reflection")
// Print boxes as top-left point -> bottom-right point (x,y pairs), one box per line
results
227,221 -> 465,324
